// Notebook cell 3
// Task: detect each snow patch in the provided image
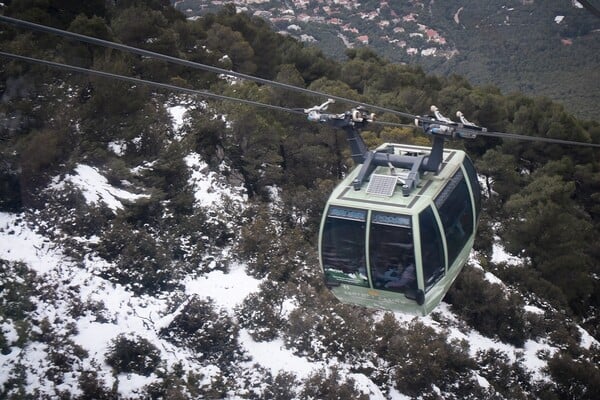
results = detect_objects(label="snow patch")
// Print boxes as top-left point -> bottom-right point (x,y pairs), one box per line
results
0,212 -> 64,274
491,237 -> 523,266
184,262 -> 261,309
239,330 -> 320,378
51,164 -> 149,212
167,104 -> 188,131
184,152 -> 247,208
578,326 -> 600,349
108,140 -> 126,156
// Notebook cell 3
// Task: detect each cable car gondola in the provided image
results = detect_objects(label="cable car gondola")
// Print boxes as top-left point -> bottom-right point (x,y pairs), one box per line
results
310,102 -> 481,315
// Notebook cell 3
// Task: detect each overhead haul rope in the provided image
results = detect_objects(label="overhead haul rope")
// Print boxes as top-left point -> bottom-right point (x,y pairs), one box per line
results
578,0 -> 600,19
0,51 -> 304,115
0,15 -> 416,120
1,16 -> 599,148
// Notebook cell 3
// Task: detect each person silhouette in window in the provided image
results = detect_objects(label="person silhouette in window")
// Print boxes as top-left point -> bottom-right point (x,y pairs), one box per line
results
385,261 -> 416,291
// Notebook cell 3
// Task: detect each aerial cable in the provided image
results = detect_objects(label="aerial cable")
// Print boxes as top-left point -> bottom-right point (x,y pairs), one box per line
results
466,128 -> 600,148
2,51 -> 599,149
2,15 -> 600,148
578,0 -> 600,19
1,16 -> 599,148
0,51 -> 304,116
0,15 -> 417,121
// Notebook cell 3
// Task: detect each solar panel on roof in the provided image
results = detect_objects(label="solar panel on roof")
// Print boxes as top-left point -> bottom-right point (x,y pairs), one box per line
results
366,174 -> 398,197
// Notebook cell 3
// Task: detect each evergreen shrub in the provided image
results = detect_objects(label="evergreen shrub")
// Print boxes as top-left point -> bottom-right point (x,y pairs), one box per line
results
105,333 -> 161,376
374,317 -> 477,398
476,349 -> 531,399
236,281 -> 286,341
96,222 -> 178,295
545,351 -> 600,400
284,303 -> 374,362
160,296 -> 241,366
445,265 -> 527,347
300,367 -> 369,400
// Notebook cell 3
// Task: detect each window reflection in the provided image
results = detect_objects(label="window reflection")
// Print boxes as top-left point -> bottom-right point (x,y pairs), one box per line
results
462,156 -> 481,218
369,212 -> 417,299
321,207 -> 368,287
419,206 -> 445,292
435,170 -> 474,267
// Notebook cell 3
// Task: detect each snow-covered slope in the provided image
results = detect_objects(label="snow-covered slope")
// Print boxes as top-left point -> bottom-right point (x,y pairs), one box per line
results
1,101 -> 597,399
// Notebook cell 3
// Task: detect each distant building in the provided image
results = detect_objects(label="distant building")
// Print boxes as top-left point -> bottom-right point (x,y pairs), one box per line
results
300,34 -> 317,42
253,10 -> 272,18
357,35 -> 369,45
403,13 -> 417,22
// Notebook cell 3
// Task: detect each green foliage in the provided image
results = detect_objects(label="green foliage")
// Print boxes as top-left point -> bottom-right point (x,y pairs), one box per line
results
475,149 -> 522,203
188,108 -> 227,168
373,317 -> 478,398
17,127 -> 71,207
160,296 -> 241,366
476,349 -> 532,399
78,369 -> 116,400
300,367 -> 369,400
46,337 -> 89,386
545,352 -> 600,400
5,0 -> 107,29
236,281 -> 287,341
105,333 -> 161,376
503,173 -> 594,312
96,221 -> 178,295
111,6 -> 168,48
261,371 -> 299,400
205,23 -> 257,74
285,302 -> 375,362
62,15 -> 113,68
236,203 -> 316,283
0,260 -> 37,322
446,265 -> 527,347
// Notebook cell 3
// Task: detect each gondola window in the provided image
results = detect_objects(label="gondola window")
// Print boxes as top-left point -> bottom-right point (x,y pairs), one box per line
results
434,170 -> 474,267
419,206 -> 446,291
369,212 -> 417,297
462,156 -> 481,219
321,206 -> 368,287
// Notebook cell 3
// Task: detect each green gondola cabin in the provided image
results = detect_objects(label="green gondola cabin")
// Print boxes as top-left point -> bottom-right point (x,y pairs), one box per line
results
308,104 -> 483,315
319,141 -> 481,315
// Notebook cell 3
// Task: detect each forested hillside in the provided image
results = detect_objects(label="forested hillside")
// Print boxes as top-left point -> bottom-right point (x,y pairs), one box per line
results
172,0 -> 600,120
1,1 -> 600,399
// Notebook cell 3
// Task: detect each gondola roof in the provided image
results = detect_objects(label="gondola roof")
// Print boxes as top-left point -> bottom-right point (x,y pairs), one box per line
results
330,143 -> 465,214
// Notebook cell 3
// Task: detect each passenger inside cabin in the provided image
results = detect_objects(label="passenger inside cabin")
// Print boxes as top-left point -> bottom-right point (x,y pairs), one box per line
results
372,255 -> 416,293
384,262 -> 416,290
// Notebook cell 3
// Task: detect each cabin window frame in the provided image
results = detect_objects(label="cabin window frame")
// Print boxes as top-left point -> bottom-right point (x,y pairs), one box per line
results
320,205 -> 369,287
367,211 -> 417,299
433,168 -> 475,269
461,155 -> 481,221
418,205 -> 446,293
